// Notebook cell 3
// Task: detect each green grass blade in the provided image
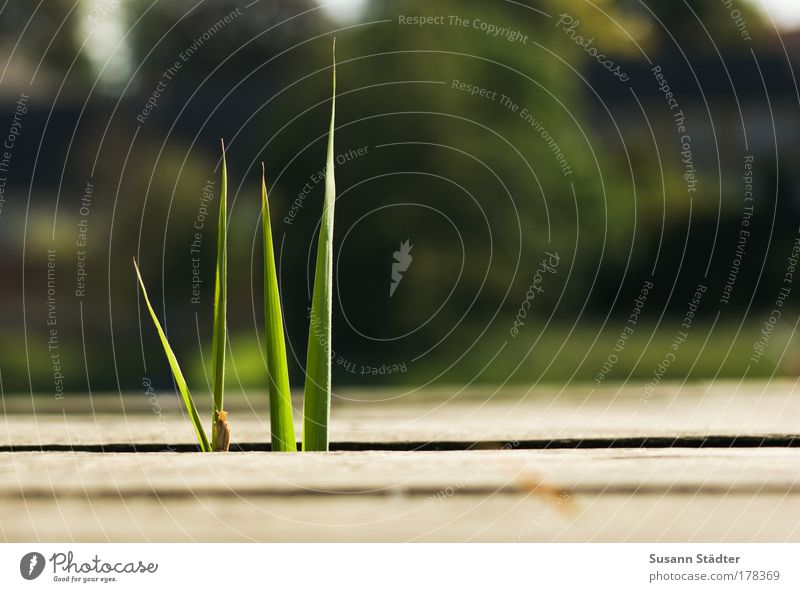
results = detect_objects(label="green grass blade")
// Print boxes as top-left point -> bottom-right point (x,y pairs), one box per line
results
133,259 -> 211,452
211,139 -> 229,451
303,40 -> 336,452
261,165 -> 298,452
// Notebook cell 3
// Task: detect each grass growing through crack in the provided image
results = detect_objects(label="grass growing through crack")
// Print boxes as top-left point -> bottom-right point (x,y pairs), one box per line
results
210,140 -> 229,451
134,258 -> 211,452
261,164 -> 297,452
134,140 -> 229,452
302,39 -> 336,452
134,42 -> 338,452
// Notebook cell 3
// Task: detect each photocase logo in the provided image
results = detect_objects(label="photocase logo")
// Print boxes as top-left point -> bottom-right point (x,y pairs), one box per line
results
389,239 -> 413,297
20,552 -> 45,580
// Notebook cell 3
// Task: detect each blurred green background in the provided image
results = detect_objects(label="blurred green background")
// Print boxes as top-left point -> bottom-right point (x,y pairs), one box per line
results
1,0 -> 799,398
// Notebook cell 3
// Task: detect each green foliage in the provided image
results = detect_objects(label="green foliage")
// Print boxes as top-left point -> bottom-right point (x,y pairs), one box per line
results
303,41 -> 337,452
211,140 -> 229,451
133,259 -> 211,452
211,143 -> 230,451
134,46 -> 339,452
261,165 -> 298,452
134,142 -> 231,452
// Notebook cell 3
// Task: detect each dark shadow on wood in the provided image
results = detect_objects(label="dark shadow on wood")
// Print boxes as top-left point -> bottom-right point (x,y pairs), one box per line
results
1,435 -> 797,453
1,483 -> 797,500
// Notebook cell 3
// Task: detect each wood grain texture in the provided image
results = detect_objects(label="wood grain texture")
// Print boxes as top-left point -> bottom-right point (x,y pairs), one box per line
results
2,381 -> 799,446
1,382 -> 798,541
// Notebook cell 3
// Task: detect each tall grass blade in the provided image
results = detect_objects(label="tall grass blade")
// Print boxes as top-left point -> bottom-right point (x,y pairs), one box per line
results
211,139 -> 229,451
303,40 -> 336,452
133,259 -> 211,452
261,164 -> 297,452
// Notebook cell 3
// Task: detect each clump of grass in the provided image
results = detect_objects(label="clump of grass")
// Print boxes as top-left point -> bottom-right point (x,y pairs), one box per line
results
135,42 -> 338,452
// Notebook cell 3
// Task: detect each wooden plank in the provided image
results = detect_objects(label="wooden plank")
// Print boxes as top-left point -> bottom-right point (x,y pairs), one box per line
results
0,449 -> 798,496
2,381 -> 799,446
0,449 -> 798,541
2,383 -> 798,542
1,489 -> 797,542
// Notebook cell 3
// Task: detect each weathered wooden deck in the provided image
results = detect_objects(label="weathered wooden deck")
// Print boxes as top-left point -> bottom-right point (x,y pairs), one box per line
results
1,382 -> 798,541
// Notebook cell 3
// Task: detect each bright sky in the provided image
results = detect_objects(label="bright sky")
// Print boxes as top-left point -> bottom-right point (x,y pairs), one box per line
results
747,0 -> 800,30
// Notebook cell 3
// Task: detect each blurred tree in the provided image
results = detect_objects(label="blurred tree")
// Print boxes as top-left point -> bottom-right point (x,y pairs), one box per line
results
620,0 -> 767,51
0,1 -> 89,76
